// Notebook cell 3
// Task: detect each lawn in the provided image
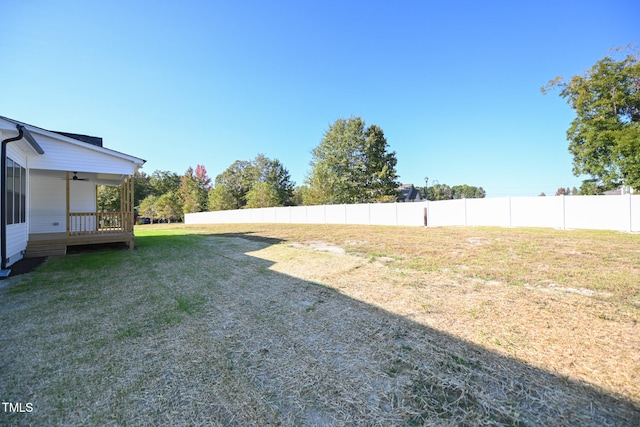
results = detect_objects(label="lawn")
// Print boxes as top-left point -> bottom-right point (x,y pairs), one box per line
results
1,224 -> 639,426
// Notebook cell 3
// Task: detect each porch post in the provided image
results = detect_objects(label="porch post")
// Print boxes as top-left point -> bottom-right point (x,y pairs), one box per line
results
125,176 -> 134,249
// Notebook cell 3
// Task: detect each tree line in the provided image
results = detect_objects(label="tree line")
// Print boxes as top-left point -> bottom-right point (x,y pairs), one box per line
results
98,116 -> 486,222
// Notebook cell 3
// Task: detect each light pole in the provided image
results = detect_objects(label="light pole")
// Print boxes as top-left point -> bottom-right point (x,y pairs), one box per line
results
424,176 -> 429,200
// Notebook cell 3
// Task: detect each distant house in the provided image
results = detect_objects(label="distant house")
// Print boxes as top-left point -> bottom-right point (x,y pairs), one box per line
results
0,116 -> 145,272
603,186 -> 635,196
397,184 -> 422,202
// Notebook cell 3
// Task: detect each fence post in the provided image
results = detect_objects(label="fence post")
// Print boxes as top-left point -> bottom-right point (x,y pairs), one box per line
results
562,194 -> 566,230
627,193 -> 632,233
395,202 -> 399,226
464,198 -> 468,226
423,202 -> 428,227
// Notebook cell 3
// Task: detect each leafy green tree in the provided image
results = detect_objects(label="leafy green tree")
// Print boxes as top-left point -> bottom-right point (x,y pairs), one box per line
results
155,192 -> 182,222
213,155 -> 295,209
543,48 -> 640,190
149,170 -> 181,197
451,184 -> 486,199
425,183 -> 452,200
579,179 -> 603,195
97,185 -> 121,211
245,181 -> 280,208
303,162 -> 334,205
139,195 -> 158,220
179,165 -> 211,214
424,183 -> 485,200
252,154 -> 295,206
307,116 -> 399,204
134,170 -> 152,206
208,184 -> 236,211
214,160 -> 255,209
292,185 -> 309,206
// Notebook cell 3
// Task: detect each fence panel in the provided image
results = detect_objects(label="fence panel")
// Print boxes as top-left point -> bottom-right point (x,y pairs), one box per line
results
397,202 -> 426,226
306,205 -> 326,224
466,198 -> 511,227
511,196 -> 564,229
564,195 -> 631,231
290,206 -> 307,223
427,199 -> 466,227
369,203 -> 397,226
345,203 -> 370,225
325,204 -> 347,224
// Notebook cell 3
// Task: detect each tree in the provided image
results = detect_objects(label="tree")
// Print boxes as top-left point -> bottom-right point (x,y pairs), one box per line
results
425,183 -> 452,201
543,48 -> 640,190
292,185 -> 309,206
134,170 -> 152,206
208,184 -> 236,211
194,165 -> 212,210
179,165 -> 211,214
149,170 -> 181,197
139,195 -> 159,220
213,155 -> 295,209
214,160 -> 256,209
252,154 -> 295,206
155,192 -> 182,222
451,184 -> 486,199
423,183 -> 485,200
307,116 -> 399,204
555,187 -> 571,196
579,179 -> 603,195
97,185 -> 121,211
245,181 -> 280,208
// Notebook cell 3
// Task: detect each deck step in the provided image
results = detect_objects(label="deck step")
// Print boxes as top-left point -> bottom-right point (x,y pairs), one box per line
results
24,242 -> 67,258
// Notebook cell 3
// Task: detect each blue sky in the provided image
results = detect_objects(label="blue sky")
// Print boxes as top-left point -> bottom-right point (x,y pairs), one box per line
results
1,0 -> 638,197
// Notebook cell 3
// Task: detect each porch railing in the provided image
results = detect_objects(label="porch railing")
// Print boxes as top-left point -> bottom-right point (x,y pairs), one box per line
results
69,212 -> 133,236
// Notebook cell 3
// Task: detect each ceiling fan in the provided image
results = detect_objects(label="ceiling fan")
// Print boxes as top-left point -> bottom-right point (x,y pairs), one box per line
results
61,172 -> 90,181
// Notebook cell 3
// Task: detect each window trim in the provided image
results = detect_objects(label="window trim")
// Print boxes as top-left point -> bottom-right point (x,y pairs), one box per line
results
6,157 -> 26,225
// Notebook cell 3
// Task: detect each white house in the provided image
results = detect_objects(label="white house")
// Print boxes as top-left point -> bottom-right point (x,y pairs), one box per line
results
0,116 -> 145,274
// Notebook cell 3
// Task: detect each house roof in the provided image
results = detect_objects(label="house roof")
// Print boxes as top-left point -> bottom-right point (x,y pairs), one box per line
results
0,115 -> 145,166
603,186 -> 634,196
53,132 -> 103,147
397,184 -> 421,201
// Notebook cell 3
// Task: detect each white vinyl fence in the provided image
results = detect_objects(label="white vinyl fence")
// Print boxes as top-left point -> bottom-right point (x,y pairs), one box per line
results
185,194 -> 640,232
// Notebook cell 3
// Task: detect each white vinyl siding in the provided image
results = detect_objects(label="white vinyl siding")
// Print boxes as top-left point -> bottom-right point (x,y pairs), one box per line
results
29,170 -> 97,234
25,133 -> 136,175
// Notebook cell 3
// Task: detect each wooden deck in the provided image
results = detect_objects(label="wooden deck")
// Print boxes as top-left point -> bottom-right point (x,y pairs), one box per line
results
26,232 -> 135,257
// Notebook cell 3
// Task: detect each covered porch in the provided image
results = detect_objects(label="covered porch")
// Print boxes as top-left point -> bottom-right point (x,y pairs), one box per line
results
25,171 -> 136,257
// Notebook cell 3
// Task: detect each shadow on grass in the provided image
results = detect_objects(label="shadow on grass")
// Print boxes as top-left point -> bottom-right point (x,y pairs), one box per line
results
137,231 -> 640,425
1,229 -> 638,426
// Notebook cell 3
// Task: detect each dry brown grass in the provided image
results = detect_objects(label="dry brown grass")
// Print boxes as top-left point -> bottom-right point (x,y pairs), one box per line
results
1,223 -> 638,426
184,223 -> 640,405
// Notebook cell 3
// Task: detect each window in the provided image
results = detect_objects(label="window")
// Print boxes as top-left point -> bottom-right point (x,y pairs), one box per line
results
6,158 -> 26,225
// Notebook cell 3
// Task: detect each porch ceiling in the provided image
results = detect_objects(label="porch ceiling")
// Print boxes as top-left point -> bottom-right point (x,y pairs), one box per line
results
30,169 -> 129,185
